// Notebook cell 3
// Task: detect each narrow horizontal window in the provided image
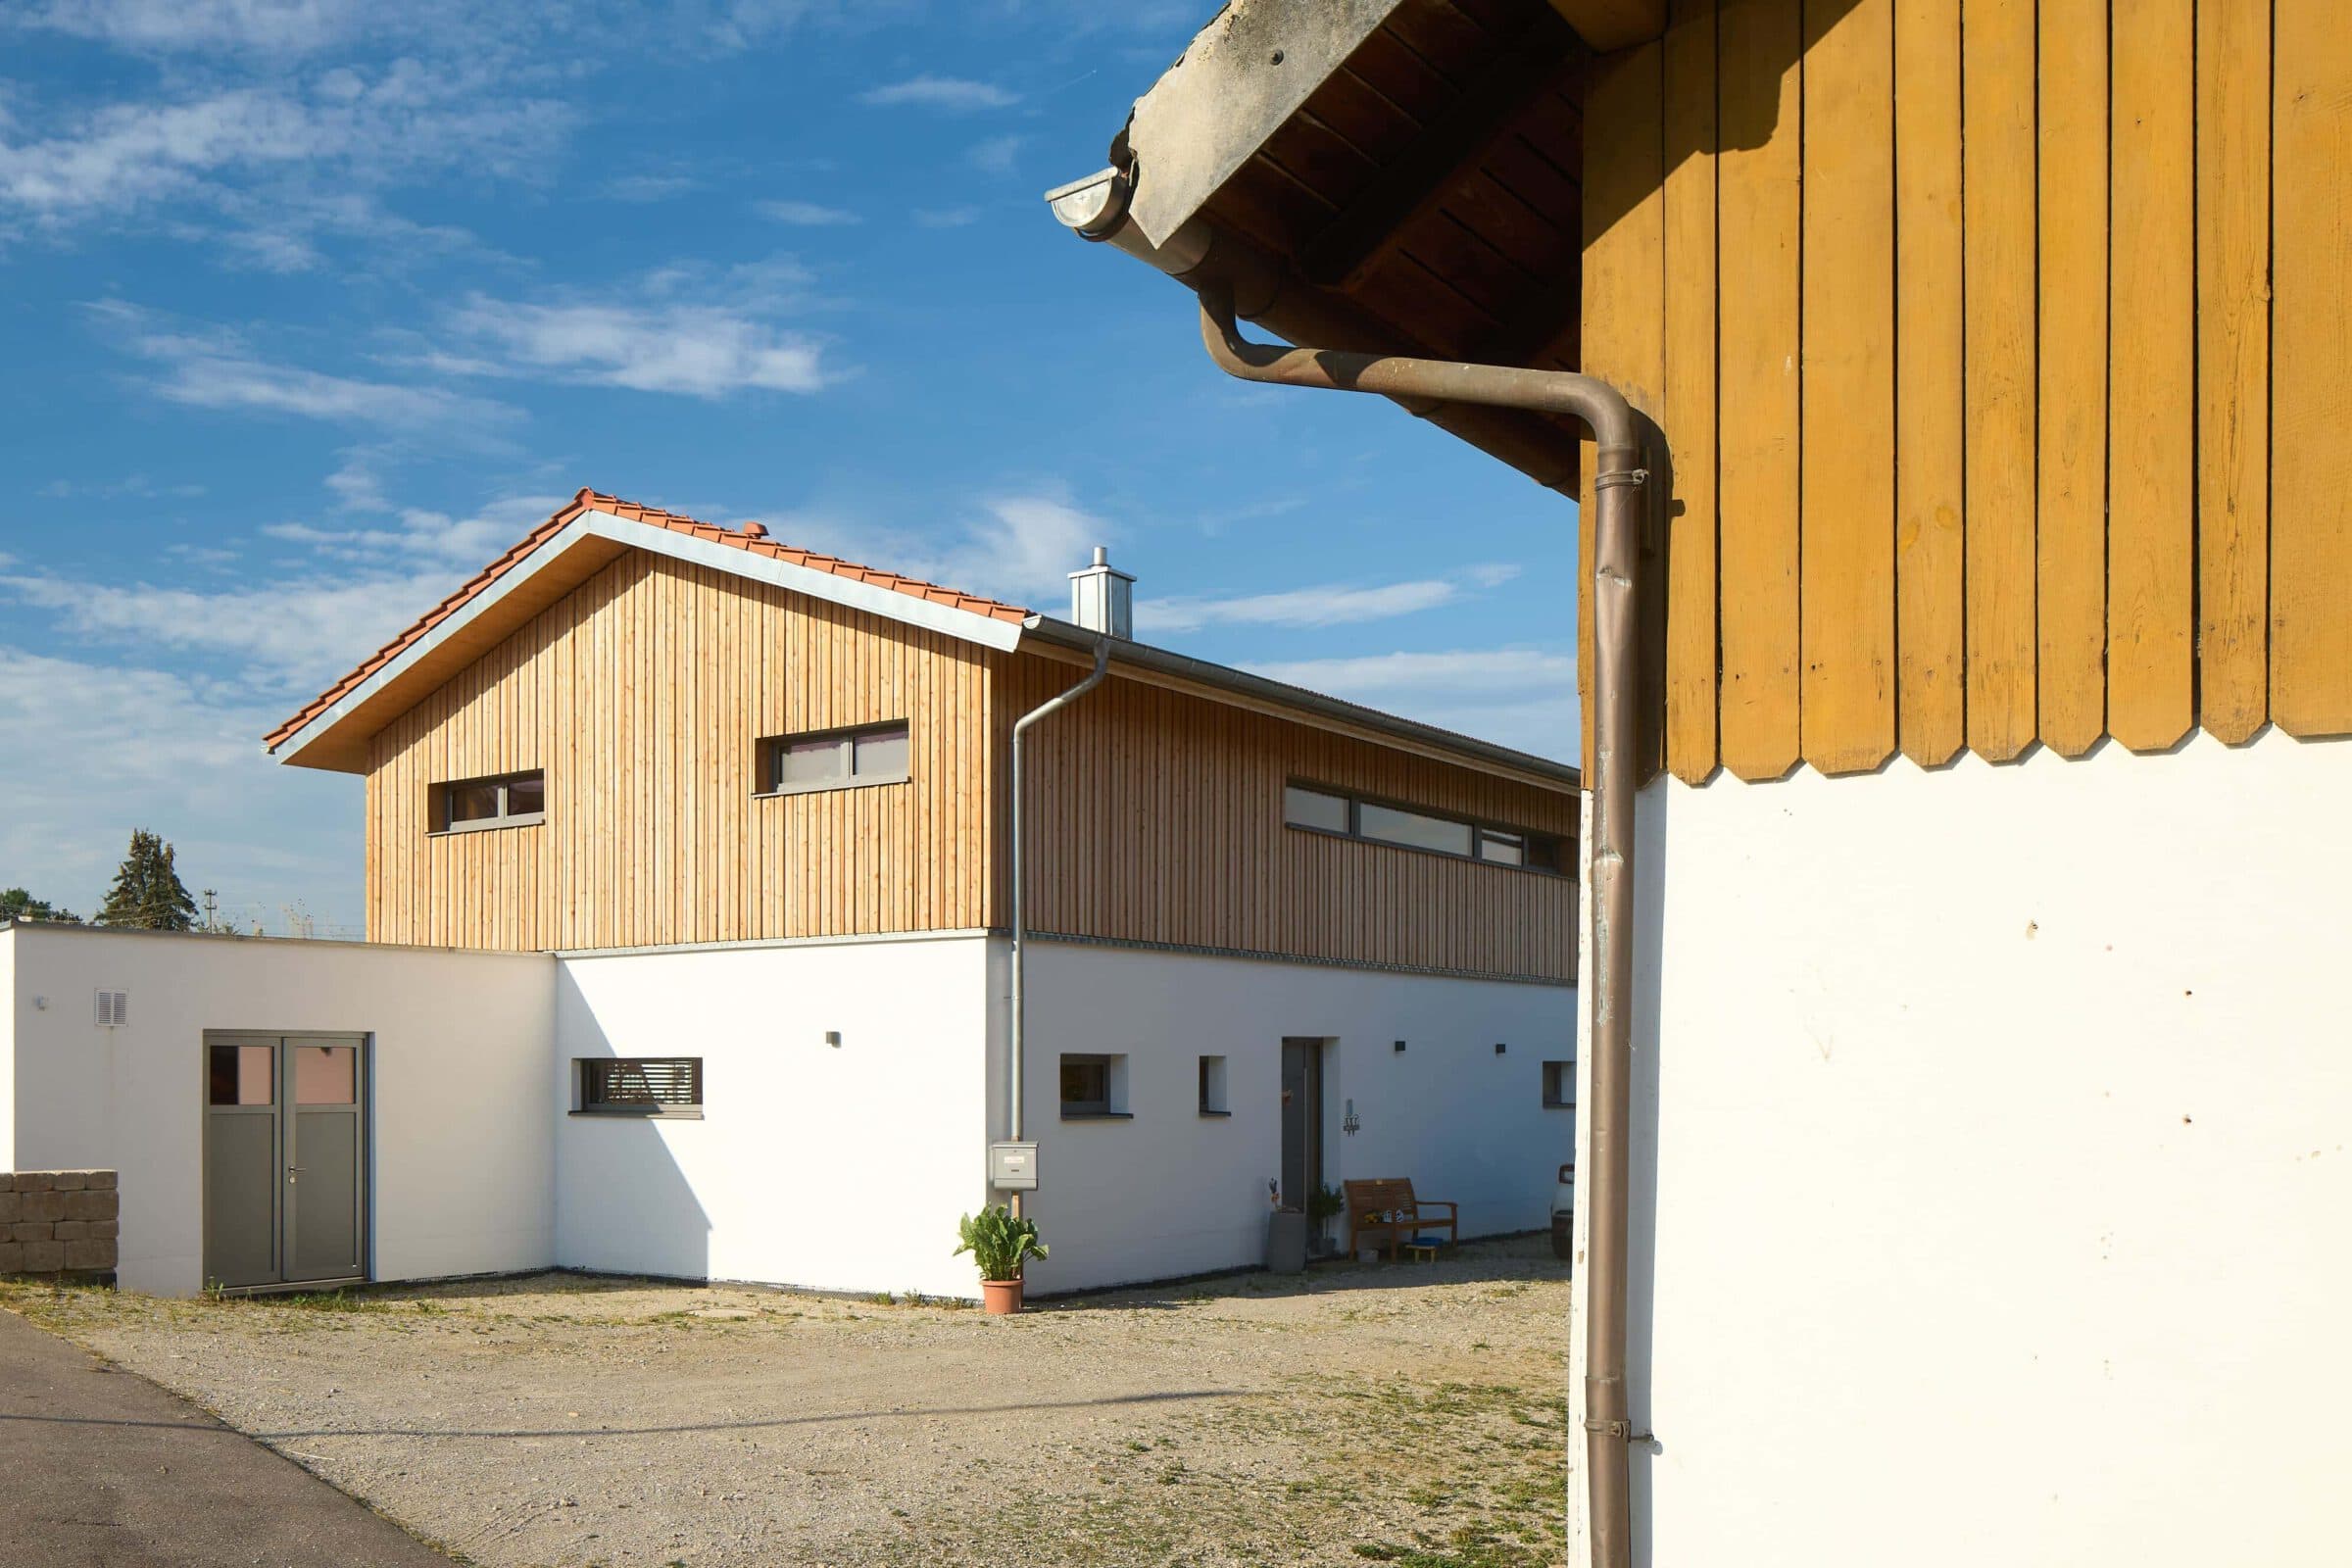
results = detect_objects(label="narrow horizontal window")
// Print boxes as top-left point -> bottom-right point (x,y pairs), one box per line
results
576,1057 -> 703,1117
1283,785 -> 1350,833
433,769 -> 546,834
758,721 -> 911,796
1284,779 -> 1568,875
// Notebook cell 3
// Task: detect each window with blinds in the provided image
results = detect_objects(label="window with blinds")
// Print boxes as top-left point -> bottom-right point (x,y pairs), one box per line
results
575,1057 -> 704,1117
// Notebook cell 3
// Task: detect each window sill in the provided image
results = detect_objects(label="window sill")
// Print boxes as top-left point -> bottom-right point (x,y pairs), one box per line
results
430,814 -> 547,838
569,1108 -> 704,1120
1198,1108 -> 1233,1118
1059,1109 -> 1133,1121
754,773 -> 910,801
1543,1102 -> 1576,1112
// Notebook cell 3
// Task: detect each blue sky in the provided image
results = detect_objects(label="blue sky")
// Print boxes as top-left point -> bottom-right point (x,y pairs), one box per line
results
0,0 -> 1580,937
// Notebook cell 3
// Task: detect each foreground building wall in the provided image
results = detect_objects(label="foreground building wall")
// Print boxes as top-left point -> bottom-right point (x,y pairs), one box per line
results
1568,730 -> 2352,1567
552,936 -> 994,1299
0,925 -> 554,1296
1018,942 -> 1575,1294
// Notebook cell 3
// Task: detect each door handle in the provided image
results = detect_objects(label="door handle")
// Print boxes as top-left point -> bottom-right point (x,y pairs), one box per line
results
286,1167 -> 303,1184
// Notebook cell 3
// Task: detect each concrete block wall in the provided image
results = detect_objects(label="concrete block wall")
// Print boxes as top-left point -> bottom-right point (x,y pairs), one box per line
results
0,1171 -> 120,1275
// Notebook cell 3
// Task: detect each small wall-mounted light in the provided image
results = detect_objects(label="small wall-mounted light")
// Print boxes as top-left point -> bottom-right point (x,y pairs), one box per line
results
33,995 -> 49,1011
1393,1039 -> 1407,1054
823,1030 -> 842,1049
1494,1042 -> 1507,1055
1343,1099 -> 1360,1135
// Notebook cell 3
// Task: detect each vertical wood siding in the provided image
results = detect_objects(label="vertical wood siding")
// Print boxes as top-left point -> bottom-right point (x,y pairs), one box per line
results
1002,656 -> 1581,983
363,553 -> 1578,980
367,552 -> 998,950
1597,0 -> 2348,780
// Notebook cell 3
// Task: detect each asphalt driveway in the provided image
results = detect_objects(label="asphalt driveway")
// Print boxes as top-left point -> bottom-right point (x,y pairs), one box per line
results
0,1303 -> 454,1567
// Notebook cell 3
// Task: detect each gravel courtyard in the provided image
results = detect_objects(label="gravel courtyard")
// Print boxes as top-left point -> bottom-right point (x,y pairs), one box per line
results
1,1238 -> 1571,1568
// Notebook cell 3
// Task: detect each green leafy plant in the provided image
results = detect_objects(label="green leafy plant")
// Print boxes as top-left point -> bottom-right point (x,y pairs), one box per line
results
955,1204 -> 1049,1282
1307,1183 -> 1348,1224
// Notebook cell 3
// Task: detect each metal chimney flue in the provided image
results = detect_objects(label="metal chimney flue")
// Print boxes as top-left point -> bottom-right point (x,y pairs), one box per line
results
1068,545 -> 1134,639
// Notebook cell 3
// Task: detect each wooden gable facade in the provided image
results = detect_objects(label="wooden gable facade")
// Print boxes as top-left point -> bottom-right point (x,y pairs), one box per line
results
356,544 -> 1579,982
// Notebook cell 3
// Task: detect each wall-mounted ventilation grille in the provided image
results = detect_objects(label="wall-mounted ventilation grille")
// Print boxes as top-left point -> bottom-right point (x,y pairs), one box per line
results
577,1057 -> 702,1115
94,990 -> 128,1027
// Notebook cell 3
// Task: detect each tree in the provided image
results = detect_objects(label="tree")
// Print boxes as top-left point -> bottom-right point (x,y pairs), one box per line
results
0,887 -> 80,923
95,830 -> 198,931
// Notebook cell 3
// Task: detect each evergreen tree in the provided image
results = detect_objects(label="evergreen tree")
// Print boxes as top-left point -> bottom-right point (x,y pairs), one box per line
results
95,830 -> 198,931
0,887 -> 80,922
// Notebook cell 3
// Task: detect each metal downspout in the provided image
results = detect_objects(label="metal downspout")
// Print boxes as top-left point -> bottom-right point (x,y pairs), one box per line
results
1193,290 -> 1647,1568
1006,640 -> 1113,1206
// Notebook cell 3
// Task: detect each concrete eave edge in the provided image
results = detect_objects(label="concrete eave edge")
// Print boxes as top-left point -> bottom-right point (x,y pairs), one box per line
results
269,506 -> 1027,769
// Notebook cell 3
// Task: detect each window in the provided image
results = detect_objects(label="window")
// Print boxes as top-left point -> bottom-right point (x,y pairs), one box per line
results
1199,1054 -> 1229,1116
575,1057 -> 704,1118
1543,1060 -> 1576,1109
434,769 -> 545,834
759,721 -> 910,796
1283,780 -> 1568,874
1283,785 -> 1349,833
1059,1054 -> 1129,1118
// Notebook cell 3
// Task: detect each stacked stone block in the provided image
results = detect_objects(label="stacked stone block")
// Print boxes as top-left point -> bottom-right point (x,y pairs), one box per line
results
0,1171 -> 120,1276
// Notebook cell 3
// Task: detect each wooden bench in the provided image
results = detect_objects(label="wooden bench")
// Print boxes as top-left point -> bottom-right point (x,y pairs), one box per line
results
1344,1177 -> 1458,1262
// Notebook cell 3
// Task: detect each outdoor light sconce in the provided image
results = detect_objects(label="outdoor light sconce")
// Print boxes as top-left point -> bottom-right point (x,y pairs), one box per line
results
1393,1039 -> 1406,1054
1495,1042 -> 1507,1055
1343,1099 -> 1361,1136
823,1030 -> 842,1049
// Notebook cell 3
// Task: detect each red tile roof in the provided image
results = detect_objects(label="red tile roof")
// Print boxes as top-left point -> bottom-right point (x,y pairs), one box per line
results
265,488 -> 1034,753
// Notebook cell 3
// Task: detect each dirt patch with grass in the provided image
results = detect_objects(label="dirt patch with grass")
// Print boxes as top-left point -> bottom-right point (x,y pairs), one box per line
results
1,1239 -> 1570,1568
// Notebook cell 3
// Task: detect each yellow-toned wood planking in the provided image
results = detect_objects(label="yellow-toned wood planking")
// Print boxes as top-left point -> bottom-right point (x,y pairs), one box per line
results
1892,0 -> 1968,766
2035,0 -> 2109,757
1962,0 -> 2039,761
1662,0 -> 1720,784
2107,0 -> 2197,752
2271,0 -> 2352,736
1715,0 -> 1804,781
1799,0 -> 1897,774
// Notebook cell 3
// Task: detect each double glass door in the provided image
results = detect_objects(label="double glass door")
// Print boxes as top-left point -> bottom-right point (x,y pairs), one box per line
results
202,1034 -> 367,1290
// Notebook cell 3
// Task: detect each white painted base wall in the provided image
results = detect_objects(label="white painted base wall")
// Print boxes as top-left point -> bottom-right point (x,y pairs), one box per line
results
1568,729 -> 2352,1567
552,937 -> 993,1300
2,925 -> 1576,1303
1017,942 -> 1576,1294
0,924 -> 554,1296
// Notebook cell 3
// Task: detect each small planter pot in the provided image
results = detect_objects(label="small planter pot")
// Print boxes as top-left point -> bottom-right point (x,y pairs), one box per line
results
980,1277 -> 1025,1315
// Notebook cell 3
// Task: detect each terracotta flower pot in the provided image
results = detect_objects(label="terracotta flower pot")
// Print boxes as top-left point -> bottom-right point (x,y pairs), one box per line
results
980,1277 -> 1025,1315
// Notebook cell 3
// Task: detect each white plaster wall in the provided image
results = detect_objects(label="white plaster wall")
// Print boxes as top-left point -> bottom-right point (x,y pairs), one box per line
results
1,925 -> 554,1296
1016,942 -> 1577,1295
1567,729 -> 2352,1567
553,936 -> 993,1299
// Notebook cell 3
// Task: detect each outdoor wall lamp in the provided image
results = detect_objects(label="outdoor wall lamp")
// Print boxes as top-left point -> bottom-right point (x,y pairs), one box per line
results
823,1030 -> 842,1048
1343,1099 -> 1360,1136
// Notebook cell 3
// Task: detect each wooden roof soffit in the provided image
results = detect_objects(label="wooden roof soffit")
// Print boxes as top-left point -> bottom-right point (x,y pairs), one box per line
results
1119,1 -> 1658,253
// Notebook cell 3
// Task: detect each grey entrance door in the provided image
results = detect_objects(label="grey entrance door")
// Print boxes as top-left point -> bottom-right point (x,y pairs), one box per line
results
1279,1038 -> 1323,1213
204,1034 -> 367,1290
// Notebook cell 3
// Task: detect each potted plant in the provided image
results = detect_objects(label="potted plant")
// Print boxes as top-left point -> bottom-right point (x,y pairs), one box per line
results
956,1204 -> 1049,1315
1307,1182 -> 1348,1257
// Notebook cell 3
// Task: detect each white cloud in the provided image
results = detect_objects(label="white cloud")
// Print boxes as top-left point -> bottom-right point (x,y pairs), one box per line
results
966,133 -> 1023,175
430,256 -> 835,399
91,301 -> 519,431
858,75 -> 1018,111
754,197 -> 861,226
1139,564 -> 1521,635
913,205 -> 980,228
603,172 -> 701,203
19,0 -> 416,54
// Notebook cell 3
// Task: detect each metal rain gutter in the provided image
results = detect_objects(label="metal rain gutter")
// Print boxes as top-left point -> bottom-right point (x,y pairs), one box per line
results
1004,639 -> 1112,1210
1188,291 -> 1648,1568
1048,166 -> 1646,1565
